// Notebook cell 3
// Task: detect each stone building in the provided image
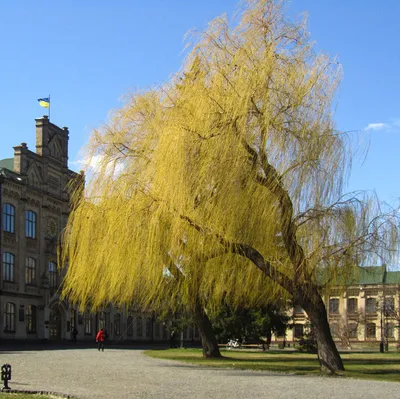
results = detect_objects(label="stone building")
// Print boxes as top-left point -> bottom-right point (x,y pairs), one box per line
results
277,265 -> 400,348
0,116 -> 75,340
1,117 -> 198,344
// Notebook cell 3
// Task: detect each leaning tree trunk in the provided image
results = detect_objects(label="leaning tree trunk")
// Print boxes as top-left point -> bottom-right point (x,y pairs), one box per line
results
193,301 -> 222,358
300,286 -> 344,373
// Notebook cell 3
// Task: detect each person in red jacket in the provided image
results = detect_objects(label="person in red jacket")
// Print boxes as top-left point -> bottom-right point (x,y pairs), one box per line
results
96,328 -> 105,351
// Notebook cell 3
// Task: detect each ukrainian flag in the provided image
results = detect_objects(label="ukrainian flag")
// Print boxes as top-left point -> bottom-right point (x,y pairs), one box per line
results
38,97 -> 50,108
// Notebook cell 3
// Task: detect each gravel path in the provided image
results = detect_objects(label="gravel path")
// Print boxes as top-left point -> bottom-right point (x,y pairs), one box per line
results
1,345 -> 399,399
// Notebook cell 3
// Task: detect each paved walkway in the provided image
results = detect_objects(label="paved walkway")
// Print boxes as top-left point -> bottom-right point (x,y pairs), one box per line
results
1,345 -> 399,399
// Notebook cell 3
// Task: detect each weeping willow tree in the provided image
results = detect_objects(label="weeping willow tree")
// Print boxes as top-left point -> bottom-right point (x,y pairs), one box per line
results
61,0 -> 399,372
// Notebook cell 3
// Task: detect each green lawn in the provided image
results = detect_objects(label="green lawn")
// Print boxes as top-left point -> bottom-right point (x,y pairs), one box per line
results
0,394 -> 61,399
145,348 -> 400,382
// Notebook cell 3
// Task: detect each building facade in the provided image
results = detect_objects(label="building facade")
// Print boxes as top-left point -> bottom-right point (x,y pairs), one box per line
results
1,117 -> 199,343
277,265 -> 400,348
0,116 -> 75,340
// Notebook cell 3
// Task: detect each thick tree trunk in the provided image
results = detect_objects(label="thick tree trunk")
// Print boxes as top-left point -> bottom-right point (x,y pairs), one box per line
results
301,288 -> 344,373
193,302 -> 222,358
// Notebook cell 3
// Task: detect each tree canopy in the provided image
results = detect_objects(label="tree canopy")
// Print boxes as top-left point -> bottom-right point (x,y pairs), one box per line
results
61,0 -> 398,371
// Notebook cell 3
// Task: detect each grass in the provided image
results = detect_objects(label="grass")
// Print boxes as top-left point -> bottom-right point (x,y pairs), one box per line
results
0,394 -> 61,399
144,348 -> 400,383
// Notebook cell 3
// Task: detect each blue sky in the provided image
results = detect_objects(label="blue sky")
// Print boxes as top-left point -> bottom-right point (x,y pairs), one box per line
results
1,0 -> 399,205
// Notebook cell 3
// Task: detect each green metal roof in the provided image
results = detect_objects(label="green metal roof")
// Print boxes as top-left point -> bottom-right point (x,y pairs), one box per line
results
318,265 -> 400,287
0,158 -> 14,171
356,265 -> 386,284
385,271 -> 400,284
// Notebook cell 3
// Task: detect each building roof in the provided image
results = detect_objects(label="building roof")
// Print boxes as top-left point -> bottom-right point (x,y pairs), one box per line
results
0,158 -> 14,172
344,265 -> 400,286
385,271 -> 400,284
356,265 -> 386,284
318,264 -> 400,287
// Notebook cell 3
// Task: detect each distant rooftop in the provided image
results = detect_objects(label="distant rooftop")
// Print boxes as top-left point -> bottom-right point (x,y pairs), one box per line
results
0,158 -> 14,172
320,264 -> 400,287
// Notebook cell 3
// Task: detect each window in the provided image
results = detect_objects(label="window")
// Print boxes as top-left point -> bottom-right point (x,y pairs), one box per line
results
25,210 -> 37,238
366,298 -> 376,314
162,324 -> 168,340
366,323 -> 376,338
4,302 -> 16,332
71,310 -> 76,329
145,317 -> 152,337
26,257 -> 36,285
330,323 -> 338,338
137,317 -> 143,337
98,311 -> 107,330
114,313 -> 121,336
84,314 -> 92,335
348,323 -> 358,338
329,298 -> 340,314
384,297 -> 395,316
127,316 -> 133,337
3,204 -> 15,233
3,252 -> 14,282
385,323 -> 395,339
347,298 -> 358,314
26,305 -> 37,333
155,322 -> 161,338
294,324 -> 304,339
48,261 -> 57,288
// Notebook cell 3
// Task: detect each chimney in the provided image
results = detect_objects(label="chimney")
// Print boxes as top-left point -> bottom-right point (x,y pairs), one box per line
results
35,115 -> 49,157
13,142 -> 28,174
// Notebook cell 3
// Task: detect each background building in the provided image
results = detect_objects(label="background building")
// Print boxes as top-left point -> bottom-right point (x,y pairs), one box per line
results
0,117 -> 198,344
278,265 -> 400,349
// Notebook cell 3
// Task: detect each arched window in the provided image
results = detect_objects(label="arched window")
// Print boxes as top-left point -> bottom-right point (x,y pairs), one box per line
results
137,316 -> 143,337
48,261 -> 57,288
4,302 -> 16,332
114,313 -> 121,336
3,252 -> 14,282
25,210 -> 37,238
26,305 -> 37,333
127,316 -> 133,337
25,257 -> 36,285
3,204 -> 15,233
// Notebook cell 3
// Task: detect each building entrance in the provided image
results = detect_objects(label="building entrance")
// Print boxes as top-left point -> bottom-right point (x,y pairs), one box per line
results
49,306 -> 62,340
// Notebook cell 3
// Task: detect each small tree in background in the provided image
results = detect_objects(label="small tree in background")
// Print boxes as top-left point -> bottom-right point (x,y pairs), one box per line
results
211,304 -> 290,348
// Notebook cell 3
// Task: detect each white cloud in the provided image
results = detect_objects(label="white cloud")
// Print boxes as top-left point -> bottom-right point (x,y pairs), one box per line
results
365,123 -> 388,131
73,154 -> 125,177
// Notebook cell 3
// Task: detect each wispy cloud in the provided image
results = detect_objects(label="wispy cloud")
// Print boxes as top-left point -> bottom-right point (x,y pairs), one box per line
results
72,154 -> 125,177
365,122 -> 388,131
364,120 -> 400,132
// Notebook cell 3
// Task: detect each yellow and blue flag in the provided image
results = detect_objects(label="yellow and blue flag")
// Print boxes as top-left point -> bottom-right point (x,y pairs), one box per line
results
38,97 -> 50,108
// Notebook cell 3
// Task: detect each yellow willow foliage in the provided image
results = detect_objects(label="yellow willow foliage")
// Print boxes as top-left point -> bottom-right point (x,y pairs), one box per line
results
61,0 -> 398,312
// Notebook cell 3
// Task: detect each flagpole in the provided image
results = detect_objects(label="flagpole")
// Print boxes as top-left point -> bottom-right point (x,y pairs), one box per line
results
48,94 -> 51,121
